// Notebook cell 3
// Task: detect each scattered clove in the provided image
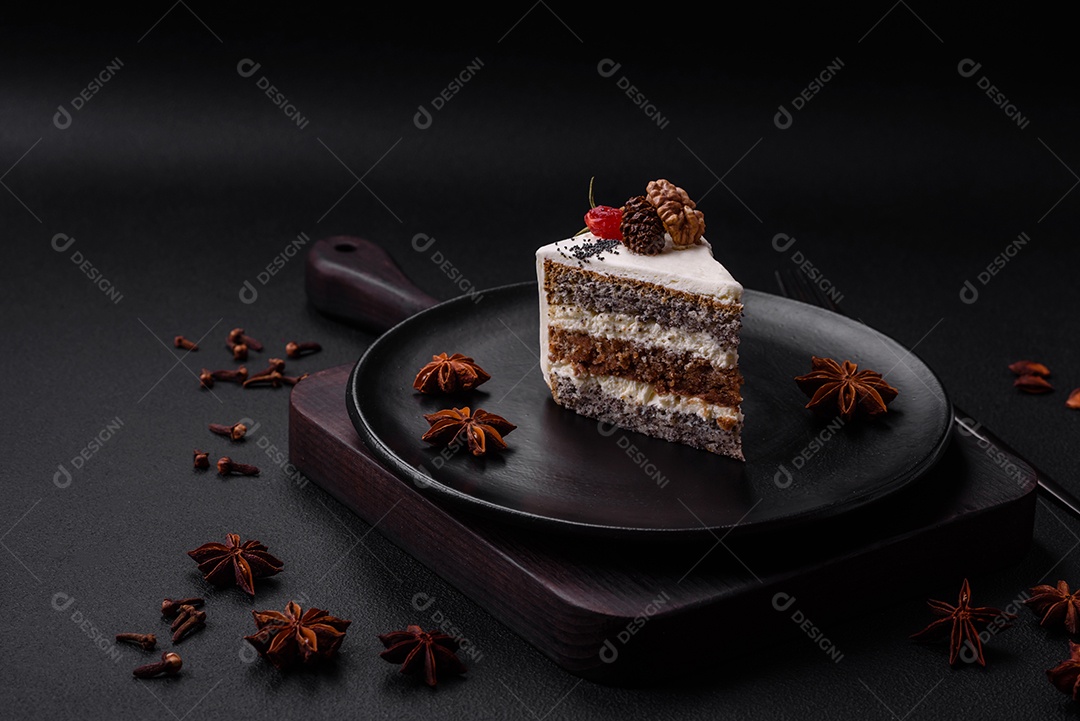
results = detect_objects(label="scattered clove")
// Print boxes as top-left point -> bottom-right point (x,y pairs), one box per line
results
133,651 -> 183,679
170,605 -> 207,643
228,328 -> 263,352
244,371 -> 308,389
161,597 -> 205,618
193,450 -> 210,469
230,343 -> 249,361
250,358 -> 287,379
209,422 -> 247,441
116,633 -> 157,650
217,457 -> 259,476
174,336 -> 198,351
199,367 -> 248,389
285,341 -> 321,358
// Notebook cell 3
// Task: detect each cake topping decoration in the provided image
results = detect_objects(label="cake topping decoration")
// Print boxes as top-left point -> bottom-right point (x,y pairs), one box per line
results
620,195 -> 666,255
413,353 -> 492,394
555,237 -> 621,265
910,578 -> 1015,666
378,624 -> 467,686
421,406 -> 516,456
646,178 -> 705,248
582,177 -> 624,241
794,356 -> 899,420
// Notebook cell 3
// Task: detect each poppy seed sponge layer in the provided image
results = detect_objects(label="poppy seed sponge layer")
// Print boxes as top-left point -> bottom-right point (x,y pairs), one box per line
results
536,234 -> 745,460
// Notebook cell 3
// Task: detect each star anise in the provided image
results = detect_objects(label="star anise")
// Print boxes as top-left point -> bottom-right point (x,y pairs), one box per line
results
421,407 -> 516,456
244,601 -> 351,670
1026,580 -> 1080,634
910,578 -> 1015,666
378,624 -> 467,686
186,533 -> 284,596
794,356 -> 899,420
413,353 -> 491,394
1048,641 -> 1080,700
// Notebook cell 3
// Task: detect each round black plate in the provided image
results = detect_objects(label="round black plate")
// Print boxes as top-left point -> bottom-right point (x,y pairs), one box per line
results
347,283 -> 951,539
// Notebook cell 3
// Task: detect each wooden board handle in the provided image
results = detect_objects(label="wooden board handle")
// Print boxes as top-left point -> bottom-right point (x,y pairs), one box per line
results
305,236 -> 439,333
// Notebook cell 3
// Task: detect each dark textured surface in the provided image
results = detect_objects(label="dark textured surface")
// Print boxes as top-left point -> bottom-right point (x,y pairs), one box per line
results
2,6 -> 1079,720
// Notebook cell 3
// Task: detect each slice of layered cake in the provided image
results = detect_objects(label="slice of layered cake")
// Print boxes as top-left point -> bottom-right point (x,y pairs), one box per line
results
536,179 -> 745,460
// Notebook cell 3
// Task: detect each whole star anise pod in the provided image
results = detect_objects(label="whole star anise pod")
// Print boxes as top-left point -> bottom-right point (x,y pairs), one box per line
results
794,356 -> 899,420
1048,641 -> 1080,700
378,625 -> 466,687
244,601 -> 351,670
1026,580 -> 1080,634
186,533 -> 284,596
413,353 -> 491,394
421,407 -> 516,456
910,578 -> 1015,666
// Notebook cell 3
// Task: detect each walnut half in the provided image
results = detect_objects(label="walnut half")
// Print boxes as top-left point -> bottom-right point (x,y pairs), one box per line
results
645,178 -> 705,247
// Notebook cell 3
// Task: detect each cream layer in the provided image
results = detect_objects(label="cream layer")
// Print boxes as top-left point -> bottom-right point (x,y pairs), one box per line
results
547,305 -> 738,369
548,362 -> 742,425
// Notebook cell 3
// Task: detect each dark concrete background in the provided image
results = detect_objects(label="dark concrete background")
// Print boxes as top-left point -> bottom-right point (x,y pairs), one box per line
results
2,5 -> 1078,719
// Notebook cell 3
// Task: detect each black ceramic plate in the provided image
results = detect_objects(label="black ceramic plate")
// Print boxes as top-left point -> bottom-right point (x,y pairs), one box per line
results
348,283 -> 951,539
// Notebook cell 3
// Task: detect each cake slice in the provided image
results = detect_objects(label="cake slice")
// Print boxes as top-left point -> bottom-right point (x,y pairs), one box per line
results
535,179 -> 745,460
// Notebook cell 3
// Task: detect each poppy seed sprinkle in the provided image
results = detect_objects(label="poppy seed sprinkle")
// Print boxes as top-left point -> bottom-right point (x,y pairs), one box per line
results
555,238 -> 621,266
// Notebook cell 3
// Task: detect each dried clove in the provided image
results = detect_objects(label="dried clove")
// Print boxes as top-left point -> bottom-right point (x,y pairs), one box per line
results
116,633 -> 157,650
133,651 -> 183,679
199,367 -> 248,389
174,336 -> 198,351
217,457 -> 259,476
209,422 -> 247,441
161,597 -> 205,618
244,371 -> 308,388
228,328 -> 263,352
285,341 -> 321,358
250,358 -> 287,379
171,608 -> 207,643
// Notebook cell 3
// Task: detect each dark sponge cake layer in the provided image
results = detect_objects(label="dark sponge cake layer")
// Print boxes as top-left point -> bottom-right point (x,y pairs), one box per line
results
548,327 -> 743,407
550,375 -> 744,460
544,260 -> 742,346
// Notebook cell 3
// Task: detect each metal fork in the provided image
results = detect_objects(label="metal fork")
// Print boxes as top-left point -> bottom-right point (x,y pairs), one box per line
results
774,268 -> 1080,518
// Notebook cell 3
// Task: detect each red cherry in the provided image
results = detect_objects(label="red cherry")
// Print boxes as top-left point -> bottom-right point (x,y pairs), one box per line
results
584,205 -> 623,240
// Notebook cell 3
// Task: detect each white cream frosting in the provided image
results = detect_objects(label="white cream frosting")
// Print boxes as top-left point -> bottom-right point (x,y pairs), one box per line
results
536,233 -> 743,383
547,305 -> 738,368
549,362 -> 742,425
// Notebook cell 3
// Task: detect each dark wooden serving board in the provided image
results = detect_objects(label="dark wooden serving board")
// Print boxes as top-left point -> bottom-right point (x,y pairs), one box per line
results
292,236 -> 1038,684
290,365 -> 1037,685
